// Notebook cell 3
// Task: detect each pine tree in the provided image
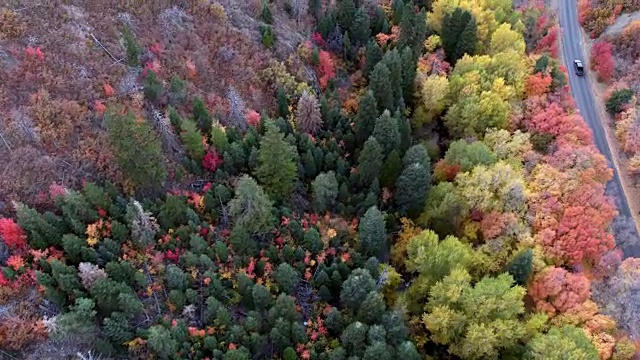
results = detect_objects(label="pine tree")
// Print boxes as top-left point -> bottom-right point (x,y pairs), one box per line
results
350,8 -> 371,46
403,144 -> 430,168
400,46 -> 417,100
354,91 -> 378,145
505,249 -> 533,285
340,269 -> 376,310
309,0 -> 321,20
180,119 -> 206,162
441,8 -> 477,64
397,3 -> 415,50
382,50 -> 403,109
357,291 -> 386,324
341,321 -> 369,357
261,0 -> 273,24
229,175 -> 275,234
364,40 -> 383,77
358,206 -> 386,258
295,91 -> 323,134
372,110 -> 400,155
337,0 -> 356,32
395,163 -> 431,216
380,150 -> 403,189
312,171 -> 339,212
369,63 -> 394,112
143,70 -> 163,103
122,26 -> 140,66
392,0 -> 405,24
106,109 -> 166,189
257,122 -> 299,202
274,263 -> 300,295
277,86 -> 290,118
358,137 -> 384,185
193,97 -> 213,134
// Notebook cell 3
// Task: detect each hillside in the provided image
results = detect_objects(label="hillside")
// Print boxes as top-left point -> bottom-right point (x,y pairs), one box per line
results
0,1 -> 639,359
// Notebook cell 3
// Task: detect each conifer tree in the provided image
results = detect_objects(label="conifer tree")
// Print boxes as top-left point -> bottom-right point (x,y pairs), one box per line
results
193,97 -> 213,134
257,122 -> 299,202
395,163 -> 431,216
369,63 -> 394,113
364,40 -> 383,77
380,150 -> 403,189
372,110 -> 400,155
106,109 -> 166,189
441,8 -> 478,64
382,50 -> 403,108
312,171 -> 339,212
350,8 -> 371,46
277,86 -> 290,118
143,70 -> 163,103
180,119 -> 206,162
122,26 -> 140,66
337,0 -> 356,32
358,206 -> 386,258
229,175 -> 274,234
354,91 -> 378,145
400,46 -> 417,100
358,137 -> 384,185
295,91 -> 323,134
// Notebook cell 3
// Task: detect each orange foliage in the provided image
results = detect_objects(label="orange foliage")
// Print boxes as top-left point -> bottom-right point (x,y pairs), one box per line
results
590,41 -> 615,83
525,72 -> 553,97
433,159 -> 461,182
317,51 -> 335,90
530,266 -> 591,316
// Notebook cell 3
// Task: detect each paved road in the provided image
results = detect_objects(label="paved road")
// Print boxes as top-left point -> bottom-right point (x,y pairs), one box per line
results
559,0 -> 640,257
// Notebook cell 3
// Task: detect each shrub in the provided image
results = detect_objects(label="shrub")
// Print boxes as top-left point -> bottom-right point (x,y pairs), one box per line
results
261,25 -> 277,49
590,41 -> 614,83
606,88 -> 634,114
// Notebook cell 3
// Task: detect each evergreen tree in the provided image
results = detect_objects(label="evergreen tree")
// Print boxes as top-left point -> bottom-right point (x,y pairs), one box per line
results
369,63 -> 394,112
312,171 -> 339,212
277,87 -> 290,118
229,175 -> 274,234
295,91 -> 323,134
372,110 -> 400,155
340,269 -> 376,310
403,144 -> 430,169
274,263 -> 301,295
261,0 -> 273,24
392,0 -> 405,24
106,109 -> 166,189
143,70 -> 163,103
364,40 -> 383,77
358,206 -> 386,258
193,97 -> 213,134
395,163 -> 431,216
309,0 -> 321,20
441,7 -> 478,64
354,91 -> 378,145
400,46 -> 417,100
257,122 -> 299,202
396,341 -> 421,360
505,249 -> 534,285
337,0 -> 357,32
357,291 -> 386,324
358,137 -> 384,185
350,8 -> 371,46
122,26 -> 140,66
147,325 -> 179,358
380,150 -> 403,189
382,50 -> 403,109
341,321 -> 369,357
179,119 -> 206,162
397,4 -> 415,52
363,342 -> 392,360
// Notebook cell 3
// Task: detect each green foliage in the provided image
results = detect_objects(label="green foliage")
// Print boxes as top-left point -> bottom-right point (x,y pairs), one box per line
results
505,249 -> 533,285
166,264 -> 188,290
422,269 -> 527,359
147,325 -> 179,359
257,122 -> 299,202
104,312 -> 134,345
143,70 -> 164,103
370,63 -> 394,113
350,8 -> 371,45
358,291 -> 386,324
395,163 -> 431,217
606,88 -> 634,114
89,278 -> 143,317
229,175 -> 274,234
372,110 -> 400,155
442,8 -> 478,63
337,0 -> 356,31
15,204 -> 64,249
354,91 -> 378,145
56,297 -> 98,340
261,0 -> 273,24
364,40 -> 383,78
180,118 -> 206,161
312,171 -> 339,212
274,263 -> 300,295
358,137 -> 384,185
193,97 -> 214,134
380,150 -> 403,188
105,109 -> 166,189
260,24 -> 277,49
341,269 -> 376,310
358,206 -> 386,258
122,26 -> 140,66
444,140 -> 498,172
341,321 -> 369,357
403,144 -> 431,169
525,325 -> 599,360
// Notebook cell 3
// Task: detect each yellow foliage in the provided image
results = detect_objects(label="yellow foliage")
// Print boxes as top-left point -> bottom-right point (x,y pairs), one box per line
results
390,218 -> 422,269
424,35 -> 442,52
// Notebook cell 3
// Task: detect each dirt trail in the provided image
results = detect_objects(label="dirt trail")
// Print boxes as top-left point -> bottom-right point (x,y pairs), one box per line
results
602,10 -> 640,37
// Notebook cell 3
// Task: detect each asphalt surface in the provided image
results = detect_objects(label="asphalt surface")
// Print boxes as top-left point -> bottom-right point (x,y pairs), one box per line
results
559,0 -> 640,257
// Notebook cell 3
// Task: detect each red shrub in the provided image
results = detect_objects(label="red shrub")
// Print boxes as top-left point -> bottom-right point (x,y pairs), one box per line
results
0,218 -> 27,250
246,109 -> 261,127
591,41 -> 615,83
317,51 -> 335,90
525,72 -> 553,97
535,26 -> 559,57
202,150 -> 224,172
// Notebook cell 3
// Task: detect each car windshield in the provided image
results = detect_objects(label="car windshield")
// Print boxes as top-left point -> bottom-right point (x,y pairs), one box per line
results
576,61 -> 583,68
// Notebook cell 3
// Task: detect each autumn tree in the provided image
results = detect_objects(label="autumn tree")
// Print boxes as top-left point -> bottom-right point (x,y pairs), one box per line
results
590,41 -> 614,83
229,175 -> 274,234
489,23 -> 526,55
525,325 -> 599,360
529,266 -> 591,316
295,91 -> 323,134
105,109 -> 166,189
422,269 -> 532,359
358,206 -> 386,259
442,139 -> 497,173
416,74 -> 449,127
257,122 -> 299,202
441,8 -> 478,64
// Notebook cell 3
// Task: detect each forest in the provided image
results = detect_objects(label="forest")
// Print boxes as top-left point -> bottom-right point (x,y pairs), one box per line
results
0,0 -> 639,359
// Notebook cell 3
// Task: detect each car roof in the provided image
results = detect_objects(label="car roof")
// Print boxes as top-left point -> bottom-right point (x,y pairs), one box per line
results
575,60 -> 583,65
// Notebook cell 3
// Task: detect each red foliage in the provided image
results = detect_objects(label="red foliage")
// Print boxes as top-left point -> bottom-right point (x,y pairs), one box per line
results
530,266 -> 591,316
24,46 -> 44,61
202,149 -> 224,172
0,218 -> 27,250
311,33 -> 326,48
103,83 -> 115,97
525,72 -> 553,97
317,51 -> 336,90
590,41 -> 614,83
433,159 -> 461,182
149,43 -> 164,56
246,109 -> 261,127
480,212 -> 517,240
535,26 -> 559,57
